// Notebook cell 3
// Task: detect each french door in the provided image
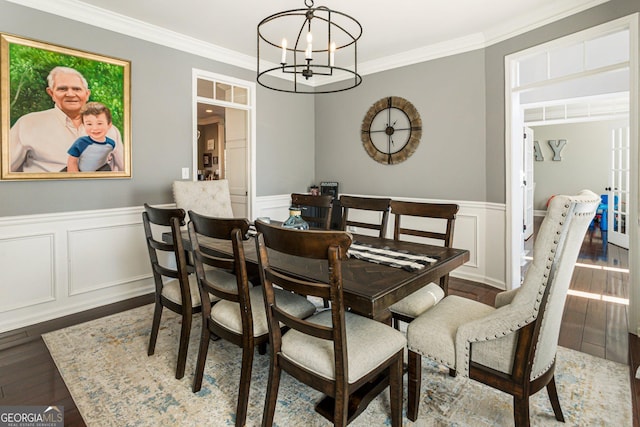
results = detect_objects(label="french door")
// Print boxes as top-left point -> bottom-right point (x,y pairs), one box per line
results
608,125 -> 630,248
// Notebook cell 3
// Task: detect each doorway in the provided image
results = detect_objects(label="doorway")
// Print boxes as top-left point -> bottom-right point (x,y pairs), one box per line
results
505,15 -> 639,333
193,70 -> 256,219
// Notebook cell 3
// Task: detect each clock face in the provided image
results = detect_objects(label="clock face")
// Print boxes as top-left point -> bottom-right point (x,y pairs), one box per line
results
361,96 -> 422,165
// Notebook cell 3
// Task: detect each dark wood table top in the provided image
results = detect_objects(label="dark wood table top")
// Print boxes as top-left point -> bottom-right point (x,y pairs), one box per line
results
168,229 -> 469,320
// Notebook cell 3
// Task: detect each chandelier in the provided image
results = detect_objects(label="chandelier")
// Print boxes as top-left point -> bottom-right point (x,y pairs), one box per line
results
256,0 -> 362,94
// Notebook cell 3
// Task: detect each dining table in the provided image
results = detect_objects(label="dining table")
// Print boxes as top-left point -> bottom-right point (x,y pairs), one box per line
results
164,223 -> 470,422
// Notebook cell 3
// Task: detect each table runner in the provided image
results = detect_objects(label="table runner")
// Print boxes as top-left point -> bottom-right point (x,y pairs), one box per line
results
348,241 -> 436,271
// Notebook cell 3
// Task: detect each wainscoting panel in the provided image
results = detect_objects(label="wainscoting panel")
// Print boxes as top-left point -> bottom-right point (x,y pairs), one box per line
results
68,223 -> 150,296
0,233 -> 55,312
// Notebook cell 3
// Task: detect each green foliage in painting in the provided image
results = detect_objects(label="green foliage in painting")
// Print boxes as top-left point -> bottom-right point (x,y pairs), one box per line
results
8,43 -> 125,136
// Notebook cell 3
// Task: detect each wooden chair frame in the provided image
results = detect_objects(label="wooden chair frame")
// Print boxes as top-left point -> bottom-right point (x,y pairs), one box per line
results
390,200 -> 458,327
339,195 -> 391,238
255,221 -> 404,427
187,211 -> 262,427
143,203 -> 200,380
291,193 -> 334,230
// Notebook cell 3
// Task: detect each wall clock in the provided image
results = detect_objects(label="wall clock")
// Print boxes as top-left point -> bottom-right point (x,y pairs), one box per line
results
361,96 -> 422,165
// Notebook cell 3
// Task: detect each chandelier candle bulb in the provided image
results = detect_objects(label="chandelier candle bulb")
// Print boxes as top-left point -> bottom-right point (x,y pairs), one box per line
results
305,32 -> 313,59
281,38 -> 287,64
329,42 -> 336,67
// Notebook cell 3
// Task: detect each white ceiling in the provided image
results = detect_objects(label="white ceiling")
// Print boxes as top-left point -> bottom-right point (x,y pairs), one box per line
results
10,0 -> 611,75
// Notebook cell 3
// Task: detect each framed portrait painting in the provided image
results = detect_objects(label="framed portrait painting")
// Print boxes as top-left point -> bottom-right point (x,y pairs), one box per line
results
0,34 -> 131,180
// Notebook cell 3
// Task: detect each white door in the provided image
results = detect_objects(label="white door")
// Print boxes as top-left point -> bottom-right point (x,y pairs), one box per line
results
225,108 -> 248,217
523,127 -> 535,241
608,125 -> 630,249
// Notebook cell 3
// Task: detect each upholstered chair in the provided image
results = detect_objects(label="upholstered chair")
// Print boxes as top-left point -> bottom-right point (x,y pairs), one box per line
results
406,190 -> 599,426
255,220 -> 406,427
172,180 -> 234,220
188,212 -> 316,427
387,200 -> 459,328
142,204 -> 204,379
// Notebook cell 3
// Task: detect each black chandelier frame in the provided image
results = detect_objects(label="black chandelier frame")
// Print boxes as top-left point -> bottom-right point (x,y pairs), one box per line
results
257,0 -> 362,94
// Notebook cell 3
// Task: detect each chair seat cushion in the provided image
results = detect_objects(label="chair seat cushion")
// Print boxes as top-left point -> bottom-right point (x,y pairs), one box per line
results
161,274 -> 202,307
162,269 -> 237,307
281,310 -> 407,384
389,282 -> 445,318
210,287 -> 316,337
407,295 -> 494,368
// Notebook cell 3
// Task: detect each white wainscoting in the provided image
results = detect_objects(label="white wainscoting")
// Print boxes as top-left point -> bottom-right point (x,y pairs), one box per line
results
0,206 -> 155,333
0,196 -> 506,333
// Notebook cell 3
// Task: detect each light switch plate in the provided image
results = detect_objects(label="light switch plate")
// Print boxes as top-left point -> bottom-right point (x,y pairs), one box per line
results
181,168 -> 189,179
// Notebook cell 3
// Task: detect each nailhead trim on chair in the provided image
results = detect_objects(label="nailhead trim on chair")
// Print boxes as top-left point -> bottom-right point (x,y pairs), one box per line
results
530,200 -> 573,381
460,197 -> 574,378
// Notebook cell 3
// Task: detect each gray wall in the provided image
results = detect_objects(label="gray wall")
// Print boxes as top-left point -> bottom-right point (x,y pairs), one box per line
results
315,0 -> 639,204
532,119 -> 627,210
0,0 -> 315,216
315,50 -> 487,201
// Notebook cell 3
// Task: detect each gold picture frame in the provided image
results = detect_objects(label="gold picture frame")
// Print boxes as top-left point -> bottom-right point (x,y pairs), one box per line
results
1,33 -> 131,180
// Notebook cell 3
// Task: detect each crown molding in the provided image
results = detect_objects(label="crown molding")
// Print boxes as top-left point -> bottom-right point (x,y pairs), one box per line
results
483,0 -> 612,46
358,33 -> 486,77
4,0 -> 256,71
6,0 -> 614,84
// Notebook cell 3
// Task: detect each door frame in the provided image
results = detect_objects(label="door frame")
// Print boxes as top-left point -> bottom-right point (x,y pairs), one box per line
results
192,69 -> 256,219
504,14 -> 639,333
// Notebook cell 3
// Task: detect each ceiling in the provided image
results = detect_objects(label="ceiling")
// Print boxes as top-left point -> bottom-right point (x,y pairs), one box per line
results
23,0 -> 610,74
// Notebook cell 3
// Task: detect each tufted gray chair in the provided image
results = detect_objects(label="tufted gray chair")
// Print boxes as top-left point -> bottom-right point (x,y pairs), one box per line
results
406,190 -> 600,426
172,180 -> 234,221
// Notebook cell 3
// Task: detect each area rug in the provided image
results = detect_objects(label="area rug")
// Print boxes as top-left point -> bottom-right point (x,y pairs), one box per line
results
43,304 -> 631,426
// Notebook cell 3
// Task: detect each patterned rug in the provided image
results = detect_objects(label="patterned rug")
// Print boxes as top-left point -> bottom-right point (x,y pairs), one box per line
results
43,304 -> 631,426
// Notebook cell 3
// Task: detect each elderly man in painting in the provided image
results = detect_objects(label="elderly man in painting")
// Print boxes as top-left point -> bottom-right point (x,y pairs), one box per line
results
9,66 -> 123,173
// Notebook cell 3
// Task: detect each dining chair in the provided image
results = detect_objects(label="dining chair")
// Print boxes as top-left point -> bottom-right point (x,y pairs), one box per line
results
143,203 -> 208,379
291,192 -> 334,229
405,190 -> 599,426
388,200 -> 459,329
255,220 -> 406,427
188,211 -> 316,427
339,195 -> 391,238
172,179 -> 234,221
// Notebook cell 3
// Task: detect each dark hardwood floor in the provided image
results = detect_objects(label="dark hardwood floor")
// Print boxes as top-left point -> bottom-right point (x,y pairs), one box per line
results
0,219 -> 637,426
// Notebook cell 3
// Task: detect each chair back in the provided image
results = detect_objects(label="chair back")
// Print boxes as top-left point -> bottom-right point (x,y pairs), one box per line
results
339,195 -> 391,238
142,203 -> 191,304
187,211 -> 251,330
172,180 -> 234,221
513,190 -> 599,380
255,220 -> 352,370
390,200 -> 459,244
291,193 -> 334,229
390,200 -> 459,294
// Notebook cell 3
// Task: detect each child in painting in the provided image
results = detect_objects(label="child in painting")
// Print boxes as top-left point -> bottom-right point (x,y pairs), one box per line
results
66,102 -> 120,172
